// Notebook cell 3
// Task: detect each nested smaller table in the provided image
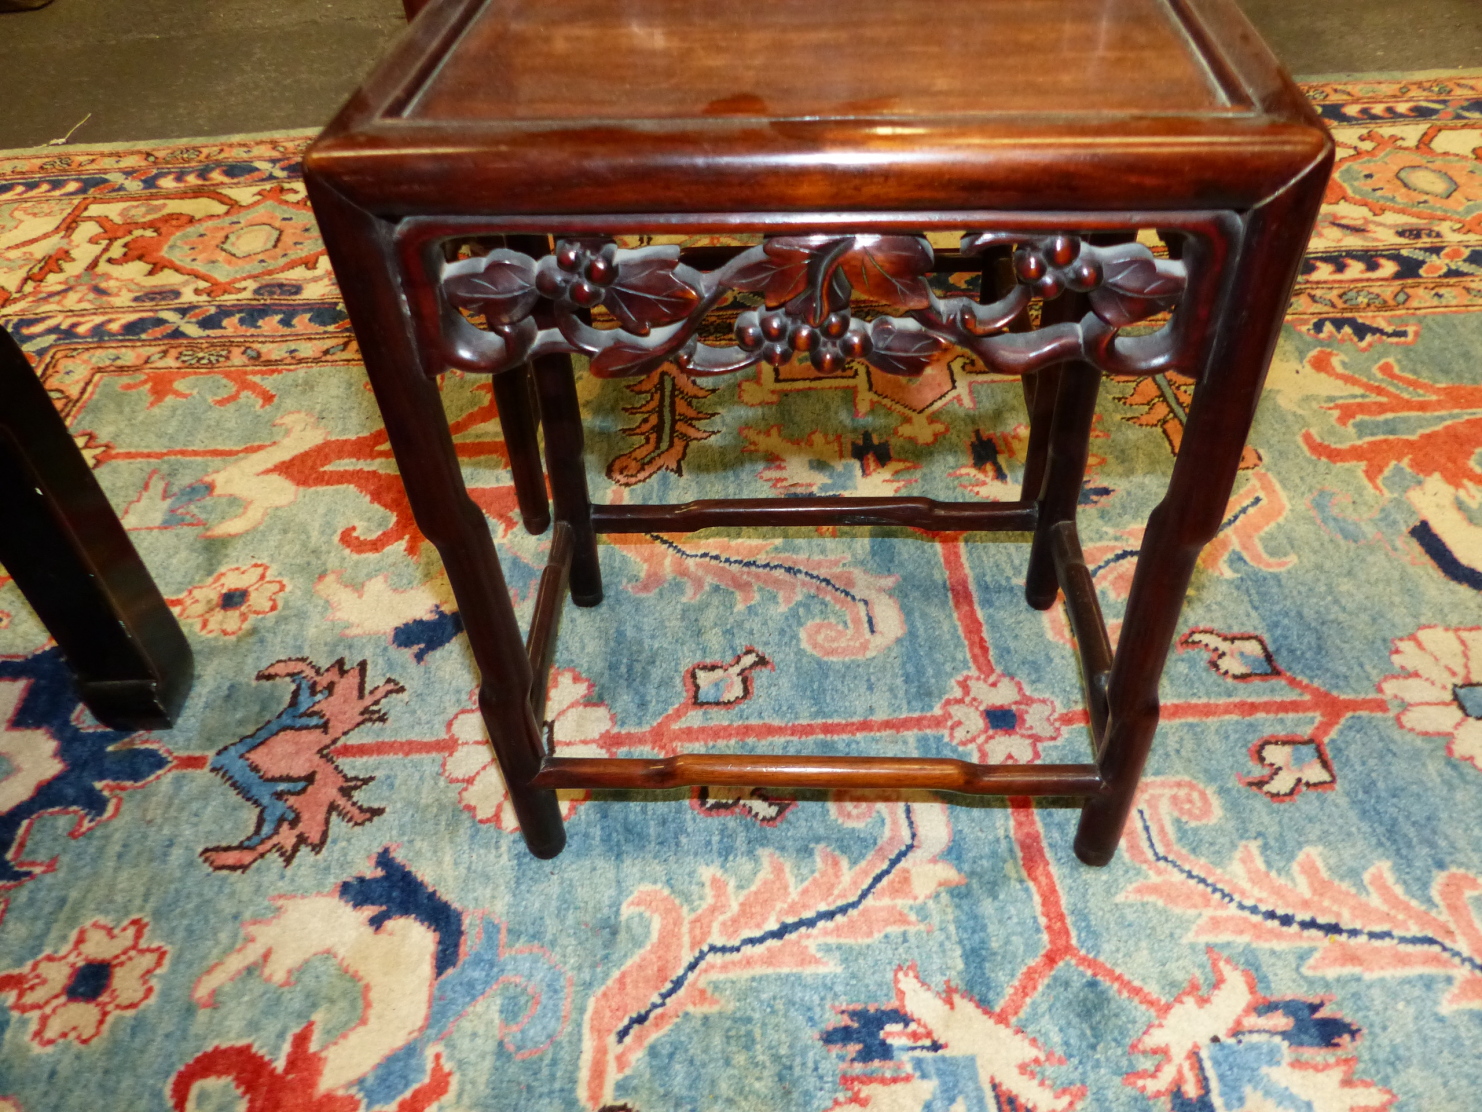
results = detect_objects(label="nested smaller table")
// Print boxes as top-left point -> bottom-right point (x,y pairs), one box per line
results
305,0 -> 1332,863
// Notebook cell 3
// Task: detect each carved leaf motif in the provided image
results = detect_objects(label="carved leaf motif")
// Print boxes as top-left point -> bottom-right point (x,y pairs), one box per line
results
590,340 -> 671,379
839,235 -> 934,309
1089,246 -> 1185,327
726,236 -> 849,306
867,319 -> 949,377
443,251 -> 539,326
603,257 -> 702,334
788,265 -> 852,327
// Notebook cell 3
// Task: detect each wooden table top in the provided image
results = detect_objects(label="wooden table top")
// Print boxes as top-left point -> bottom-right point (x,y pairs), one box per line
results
407,0 -> 1239,122
308,0 -> 1330,217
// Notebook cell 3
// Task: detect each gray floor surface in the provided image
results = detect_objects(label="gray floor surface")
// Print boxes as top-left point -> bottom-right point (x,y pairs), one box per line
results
0,0 -> 1481,150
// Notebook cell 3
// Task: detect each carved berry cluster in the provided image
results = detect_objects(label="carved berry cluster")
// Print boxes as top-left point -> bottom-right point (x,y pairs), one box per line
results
535,240 -> 618,308
734,308 -> 872,373
1011,235 -> 1103,300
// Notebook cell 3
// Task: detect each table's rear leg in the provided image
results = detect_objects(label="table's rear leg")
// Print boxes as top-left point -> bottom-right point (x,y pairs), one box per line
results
490,363 -> 551,535
306,178 -> 566,858
1018,364 -> 1059,504
532,353 -> 603,606
1075,166 -> 1330,866
979,247 -> 1052,502
1024,361 -> 1097,610
1024,292 -> 1096,609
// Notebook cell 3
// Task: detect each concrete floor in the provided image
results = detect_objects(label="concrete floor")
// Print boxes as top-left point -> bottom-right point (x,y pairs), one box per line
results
1,0 -> 1481,150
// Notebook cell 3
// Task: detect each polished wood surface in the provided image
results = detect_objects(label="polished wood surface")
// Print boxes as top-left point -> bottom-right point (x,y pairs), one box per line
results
525,522 -> 571,729
310,0 -> 1327,215
533,756 -> 1106,796
590,497 -> 1038,534
408,0 -> 1237,122
305,0 -> 1332,864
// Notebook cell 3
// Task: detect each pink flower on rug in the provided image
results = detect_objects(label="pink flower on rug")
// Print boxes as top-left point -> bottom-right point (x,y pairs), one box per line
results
173,563 -> 286,636
940,672 -> 1061,763
441,668 -> 614,830
1379,625 -> 1482,770
0,918 -> 167,1046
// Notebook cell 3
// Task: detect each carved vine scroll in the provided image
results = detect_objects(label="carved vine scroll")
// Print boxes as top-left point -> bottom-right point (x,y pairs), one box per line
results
435,232 -> 1189,381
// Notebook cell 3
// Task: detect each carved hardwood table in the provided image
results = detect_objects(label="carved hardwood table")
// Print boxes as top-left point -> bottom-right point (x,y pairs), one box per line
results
305,0 -> 1332,863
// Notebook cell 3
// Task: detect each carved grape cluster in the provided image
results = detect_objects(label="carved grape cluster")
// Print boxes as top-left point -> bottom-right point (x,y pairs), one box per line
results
734,307 -> 872,373
535,240 -> 618,308
1011,235 -> 1103,300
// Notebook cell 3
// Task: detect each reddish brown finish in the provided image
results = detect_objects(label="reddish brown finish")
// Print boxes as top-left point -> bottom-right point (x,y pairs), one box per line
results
489,363 -> 549,534
311,0 -> 1325,218
429,231 -> 1186,382
305,0 -> 1332,864
525,521 -> 572,731
1024,294 -> 1100,610
302,177 -> 567,858
1051,521 -> 1114,746
1072,156 -> 1330,865
591,498 -> 1038,534
410,0 -> 1235,122
532,354 -> 602,606
533,756 -> 1105,796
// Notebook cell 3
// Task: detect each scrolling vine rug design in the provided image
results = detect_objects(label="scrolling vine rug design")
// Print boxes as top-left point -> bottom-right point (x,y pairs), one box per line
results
1,72 -> 1481,1111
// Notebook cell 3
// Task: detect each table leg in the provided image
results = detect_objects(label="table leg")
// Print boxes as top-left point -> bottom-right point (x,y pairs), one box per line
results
491,363 -> 551,535
1018,364 -> 1059,504
0,326 -> 193,730
306,178 -> 566,857
1024,292 -> 1098,610
532,353 -> 603,606
980,247 -> 1054,503
1024,361 -> 1099,610
1075,164 -> 1330,866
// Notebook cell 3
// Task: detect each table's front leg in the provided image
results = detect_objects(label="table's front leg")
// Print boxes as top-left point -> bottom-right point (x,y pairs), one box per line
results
1075,163 -> 1331,866
306,179 -> 566,858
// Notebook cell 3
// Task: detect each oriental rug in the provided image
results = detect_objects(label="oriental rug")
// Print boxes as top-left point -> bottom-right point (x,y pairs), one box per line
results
1,71 -> 1481,1112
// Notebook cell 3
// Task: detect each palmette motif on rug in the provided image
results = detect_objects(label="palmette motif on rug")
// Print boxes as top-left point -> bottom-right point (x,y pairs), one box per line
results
1,74 -> 1482,1109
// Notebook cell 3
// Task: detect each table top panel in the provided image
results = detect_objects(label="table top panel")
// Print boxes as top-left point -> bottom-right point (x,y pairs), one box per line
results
404,0 -> 1242,123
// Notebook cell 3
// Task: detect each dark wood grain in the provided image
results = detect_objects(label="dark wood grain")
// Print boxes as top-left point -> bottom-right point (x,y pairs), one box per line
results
429,232 -> 1189,384
533,755 -> 1105,796
525,521 -> 572,733
591,497 -> 1037,534
310,0 -> 1324,218
411,0 -> 1236,123
1051,521 -> 1113,749
1025,339 -> 1101,610
489,363 -> 550,535
0,326 -> 193,729
1071,154 -> 1332,867
532,354 -> 602,606
304,177 -> 567,859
